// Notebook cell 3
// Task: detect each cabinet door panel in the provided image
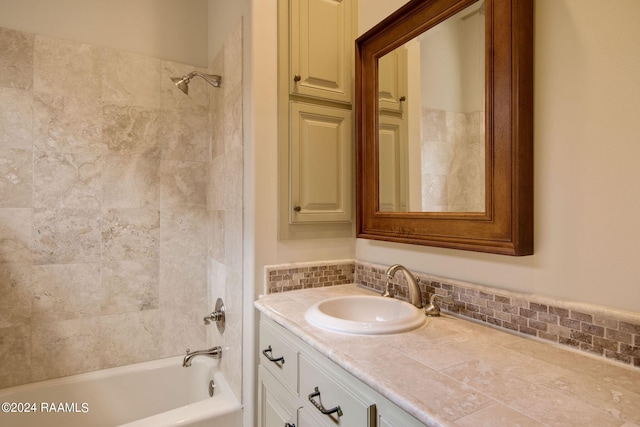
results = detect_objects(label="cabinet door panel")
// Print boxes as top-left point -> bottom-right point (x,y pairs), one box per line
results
259,366 -> 300,427
290,0 -> 352,103
290,102 -> 352,223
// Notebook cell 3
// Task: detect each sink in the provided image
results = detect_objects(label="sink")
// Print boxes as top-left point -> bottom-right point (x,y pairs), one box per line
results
304,295 -> 426,335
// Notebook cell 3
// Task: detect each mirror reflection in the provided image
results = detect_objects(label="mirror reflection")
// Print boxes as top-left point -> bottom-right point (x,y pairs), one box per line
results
377,0 -> 485,213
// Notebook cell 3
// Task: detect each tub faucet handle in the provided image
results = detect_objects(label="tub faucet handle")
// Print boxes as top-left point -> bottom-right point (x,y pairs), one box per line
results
203,298 -> 226,334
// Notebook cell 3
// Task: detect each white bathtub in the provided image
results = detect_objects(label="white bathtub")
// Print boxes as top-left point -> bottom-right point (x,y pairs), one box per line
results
0,356 -> 242,427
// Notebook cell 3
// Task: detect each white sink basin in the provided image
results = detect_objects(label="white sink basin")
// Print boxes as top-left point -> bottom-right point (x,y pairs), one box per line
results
304,295 -> 426,335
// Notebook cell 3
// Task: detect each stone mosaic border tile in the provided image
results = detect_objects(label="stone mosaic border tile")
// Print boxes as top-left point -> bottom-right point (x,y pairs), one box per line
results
264,259 -> 640,370
264,259 -> 355,294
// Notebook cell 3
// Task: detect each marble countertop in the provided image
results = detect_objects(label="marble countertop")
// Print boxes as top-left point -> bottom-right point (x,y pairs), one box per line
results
254,284 -> 640,427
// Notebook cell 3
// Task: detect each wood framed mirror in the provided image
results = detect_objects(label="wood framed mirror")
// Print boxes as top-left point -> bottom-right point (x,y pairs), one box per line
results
356,0 -> 533,255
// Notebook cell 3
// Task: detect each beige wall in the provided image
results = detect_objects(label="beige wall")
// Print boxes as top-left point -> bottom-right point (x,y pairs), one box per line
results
0,0 -> 209,67
356,0 -> 640,314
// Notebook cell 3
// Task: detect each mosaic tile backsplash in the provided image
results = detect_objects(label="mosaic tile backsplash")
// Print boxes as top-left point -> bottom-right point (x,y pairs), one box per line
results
265,259 -> 640,369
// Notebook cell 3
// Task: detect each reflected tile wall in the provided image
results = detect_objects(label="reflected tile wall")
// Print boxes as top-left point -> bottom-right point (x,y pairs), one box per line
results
0,24 -> 241,388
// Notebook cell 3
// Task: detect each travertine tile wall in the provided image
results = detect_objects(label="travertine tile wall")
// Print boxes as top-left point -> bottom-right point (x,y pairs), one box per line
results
206,21 -> 243,400
265,259 -> 640,369
0,24 -> 243,390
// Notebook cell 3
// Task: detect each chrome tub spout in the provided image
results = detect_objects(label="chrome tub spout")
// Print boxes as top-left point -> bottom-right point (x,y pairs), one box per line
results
183,346 -> 222,367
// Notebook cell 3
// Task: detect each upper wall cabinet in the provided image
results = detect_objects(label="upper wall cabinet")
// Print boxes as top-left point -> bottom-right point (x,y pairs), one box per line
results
278,0 -> 357,239
289,0 -> 354,104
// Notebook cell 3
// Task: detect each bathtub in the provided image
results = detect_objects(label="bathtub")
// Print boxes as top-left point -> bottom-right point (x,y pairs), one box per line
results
0,356 -> 242,427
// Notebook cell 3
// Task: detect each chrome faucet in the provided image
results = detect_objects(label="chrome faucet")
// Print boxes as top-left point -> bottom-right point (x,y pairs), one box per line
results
183,346 -> 222,367
383,264 -> 423,308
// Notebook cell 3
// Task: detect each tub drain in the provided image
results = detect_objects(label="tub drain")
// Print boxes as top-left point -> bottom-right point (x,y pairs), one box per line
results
209,379 -> 215,397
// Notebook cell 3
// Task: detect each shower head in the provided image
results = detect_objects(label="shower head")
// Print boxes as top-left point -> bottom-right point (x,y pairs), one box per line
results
170,72 -> 222,95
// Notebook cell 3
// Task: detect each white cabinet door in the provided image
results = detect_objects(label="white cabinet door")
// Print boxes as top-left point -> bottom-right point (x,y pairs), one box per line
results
259,366 -> 300,427
289,0 -> 353,103
289,102 -> 352,223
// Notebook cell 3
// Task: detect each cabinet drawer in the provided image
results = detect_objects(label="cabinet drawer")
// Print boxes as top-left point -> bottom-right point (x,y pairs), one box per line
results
259,320 -> 299,394
299,354 -> 375,427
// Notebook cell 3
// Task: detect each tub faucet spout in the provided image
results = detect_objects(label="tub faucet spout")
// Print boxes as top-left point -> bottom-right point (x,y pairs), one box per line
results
383,264 -> 423,308
183,346 -> 222,367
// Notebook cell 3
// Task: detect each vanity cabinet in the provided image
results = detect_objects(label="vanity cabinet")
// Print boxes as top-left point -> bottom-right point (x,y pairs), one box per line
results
258,315 -> 425,427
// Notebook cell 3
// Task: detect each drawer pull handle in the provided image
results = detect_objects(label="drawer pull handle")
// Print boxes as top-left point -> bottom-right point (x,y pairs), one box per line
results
262,345 -> 285,364
285,424 -> 296,427
308,387 -> 343,417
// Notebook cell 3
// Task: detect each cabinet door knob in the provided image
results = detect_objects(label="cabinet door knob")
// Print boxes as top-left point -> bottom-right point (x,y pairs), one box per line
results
293,205 -> 301,212
293,74 -> 301,82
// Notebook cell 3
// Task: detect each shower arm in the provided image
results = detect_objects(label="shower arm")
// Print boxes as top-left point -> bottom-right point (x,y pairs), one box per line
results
185,71 -> 222,88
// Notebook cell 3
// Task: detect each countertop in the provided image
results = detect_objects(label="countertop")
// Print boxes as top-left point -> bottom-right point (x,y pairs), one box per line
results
254,284 -> 640,427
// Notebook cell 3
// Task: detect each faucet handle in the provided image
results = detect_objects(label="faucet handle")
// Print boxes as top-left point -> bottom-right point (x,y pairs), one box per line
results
425,294 -> 454,317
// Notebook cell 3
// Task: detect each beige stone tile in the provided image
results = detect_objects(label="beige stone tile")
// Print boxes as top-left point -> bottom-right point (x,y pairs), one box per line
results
33,92 -> 104,153
160,160 -> 207,209
102,49 -> 161,108
31,317 -> 101,381
159,110 -> 209,162
209,154 -> 226,210
0,324 -> 31,388
160,209 -> 207,258
0,149 -> 32,207
99,310 -> 160,368
0,27 -> 34,90
224,86 -> 243,153
159,255 -> 206,309
102,155 -> 160,209
0,208 -> 32,264
31,263 -> 101,322
454,403 -> 545,427
101,208 -> 160,262
0,263 -> 32,328
158,308 -> 207,357
102,104 -> 161,157
0,87 -> 32,149
101,259 -> 159,315
208,210 -> 225,262
32,208 -> 101,265
33,35 -> 102,99
33,151 -> 102,209
225,207 -> 243,272
443,359 -> 620,426
544,371 -> 640,424
224,147 -> 243,211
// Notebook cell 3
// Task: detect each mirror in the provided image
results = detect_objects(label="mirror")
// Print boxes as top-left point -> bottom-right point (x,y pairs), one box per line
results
356,0 -> 533,255
377,1 -> 486,213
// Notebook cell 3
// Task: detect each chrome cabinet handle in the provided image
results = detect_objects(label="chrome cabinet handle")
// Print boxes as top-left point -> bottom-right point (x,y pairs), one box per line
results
262,345 -> 285,364
308,387 -> 343,417
285,424 -> 296,427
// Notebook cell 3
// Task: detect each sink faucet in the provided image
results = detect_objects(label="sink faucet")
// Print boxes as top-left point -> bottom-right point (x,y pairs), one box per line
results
183,346 -> 222,367
383,264 -> 423,308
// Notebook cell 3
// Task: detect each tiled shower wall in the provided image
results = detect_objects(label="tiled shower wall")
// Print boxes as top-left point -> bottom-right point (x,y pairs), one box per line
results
0,24 -> 243,391
207,21 -> 243,400
265,260 -> 640,369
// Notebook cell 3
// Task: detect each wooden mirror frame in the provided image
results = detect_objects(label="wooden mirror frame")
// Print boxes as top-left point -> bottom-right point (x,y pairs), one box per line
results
356,0 -> 533,256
